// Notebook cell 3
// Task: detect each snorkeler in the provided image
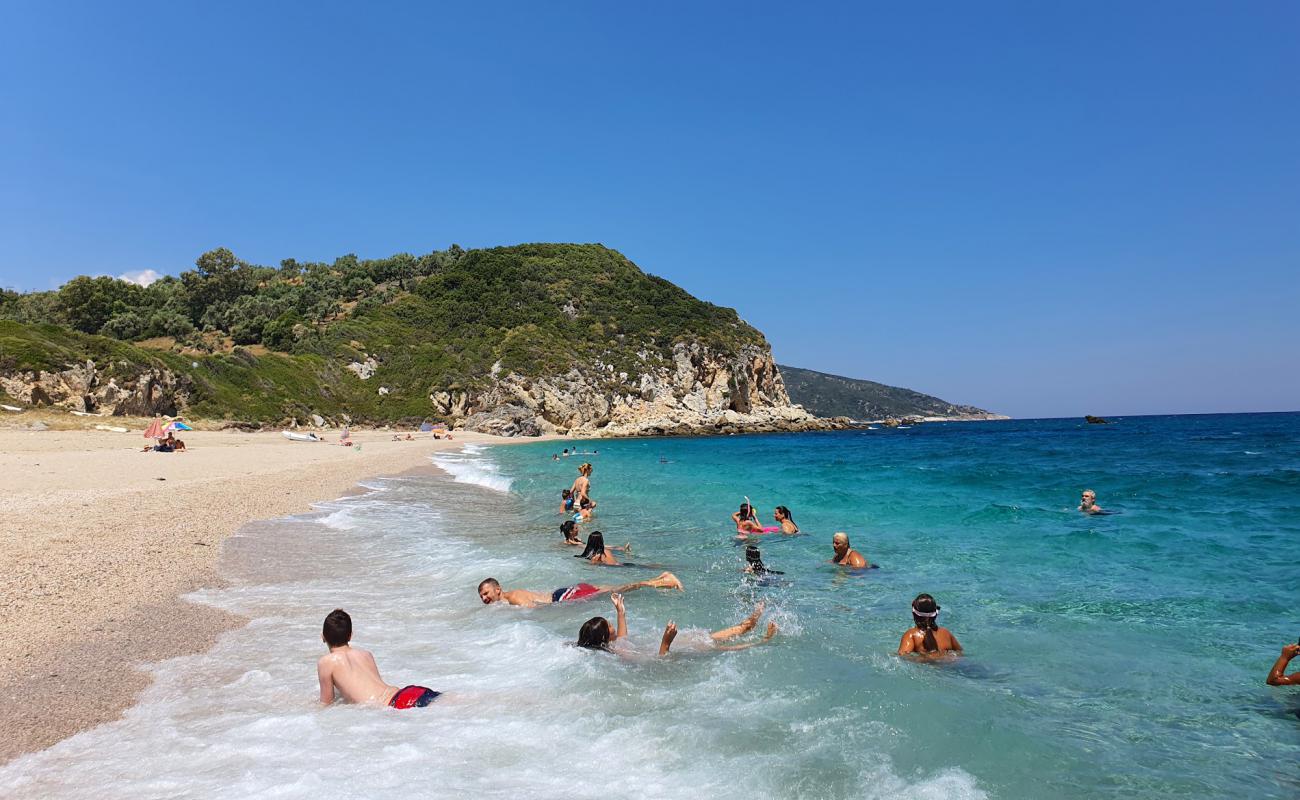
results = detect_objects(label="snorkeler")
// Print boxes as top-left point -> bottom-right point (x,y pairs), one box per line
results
897,594 -> 962,657
830,532 -> 870,568
733,502 -> 764,534
773,506 -> 799,534
575,595 -> 776,656
1266,643 -> 1300,686
477,573 -> 683,608
316,609 -> 440,709
1079,489 -> 1104,514
570,462 -> 595,509
744,545 -> 783,575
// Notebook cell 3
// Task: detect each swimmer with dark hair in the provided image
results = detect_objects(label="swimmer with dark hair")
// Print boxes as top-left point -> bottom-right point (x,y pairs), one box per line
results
316,609 -> 440,708
562,522 -> 631,553
561,489 -> 575,513
773,506 -> 799,534
733,502 -> 764,534
576,595 -> 776,656
744,545 -> 783,575
897,594 -> 962,657
477,572 -> 683,608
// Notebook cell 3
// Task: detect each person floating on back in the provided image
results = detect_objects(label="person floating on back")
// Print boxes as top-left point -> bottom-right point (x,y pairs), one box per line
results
1078,489 -> 1104,514
830,532 -> 869,568
1266,642 -> 1300,686
575,594 -> 776,656
316,609 -> 440,709
477,572 -> 683,608
897,594 -> 962,657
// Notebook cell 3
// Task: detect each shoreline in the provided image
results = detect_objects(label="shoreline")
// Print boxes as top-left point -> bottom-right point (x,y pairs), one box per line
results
0,426 -> 557,763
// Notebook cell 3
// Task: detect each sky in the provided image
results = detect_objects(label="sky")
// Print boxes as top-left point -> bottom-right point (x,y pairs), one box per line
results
2,2 -> 1297,418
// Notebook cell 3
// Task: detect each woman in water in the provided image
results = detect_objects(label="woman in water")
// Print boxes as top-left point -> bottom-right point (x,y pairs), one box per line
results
897,593 -> 962,657
575,531 -> 634,564
571,463 -> 595,509
733,503 -> 764,534
576,595 -> 776,656
564,523 -> 631,554
773,506 -> 798,534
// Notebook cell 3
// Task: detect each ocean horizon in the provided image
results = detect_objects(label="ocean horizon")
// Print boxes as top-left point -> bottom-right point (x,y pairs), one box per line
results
3,413 -> 1298,798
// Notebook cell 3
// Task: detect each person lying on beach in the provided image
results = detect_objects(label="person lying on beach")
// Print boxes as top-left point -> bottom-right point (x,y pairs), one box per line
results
773,506 -> 798,534
477,572 -> 683,608
897,594 -> 962,657
733,503 -> 764,534
570,463 -> 595,508
316,609 -> 440,709
576,595 -> 777,656
830,532 -> 870,568
1078,490 -> 1105,514
561,521 -> 631,552
171,436 -> 186,452
1266,643 -> 1300,686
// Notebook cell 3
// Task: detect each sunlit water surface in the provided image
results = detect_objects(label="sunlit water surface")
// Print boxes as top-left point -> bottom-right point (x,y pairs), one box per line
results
3,416 -> 1299,799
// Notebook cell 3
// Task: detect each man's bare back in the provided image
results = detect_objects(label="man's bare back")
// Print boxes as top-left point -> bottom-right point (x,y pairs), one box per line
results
317,645 -> 398,705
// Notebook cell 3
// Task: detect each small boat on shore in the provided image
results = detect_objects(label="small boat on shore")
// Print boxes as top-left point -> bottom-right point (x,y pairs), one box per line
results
281,430 -> 323,442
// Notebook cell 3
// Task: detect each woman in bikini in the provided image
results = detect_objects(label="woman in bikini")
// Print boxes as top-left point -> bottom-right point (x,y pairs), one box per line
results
897,593 -> 962,657
773,506 -> 798,534
576,595 -> 776,656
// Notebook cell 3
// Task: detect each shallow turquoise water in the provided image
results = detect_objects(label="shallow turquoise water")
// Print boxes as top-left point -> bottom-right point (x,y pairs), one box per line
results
3,414 -> 1297,799
496,413 -> 1300,798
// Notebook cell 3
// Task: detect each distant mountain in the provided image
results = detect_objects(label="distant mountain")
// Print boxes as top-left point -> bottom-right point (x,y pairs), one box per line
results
778,365 -> 1002,421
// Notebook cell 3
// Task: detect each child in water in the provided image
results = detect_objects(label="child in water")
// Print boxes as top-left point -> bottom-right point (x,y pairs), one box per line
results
897,594 -> 962,657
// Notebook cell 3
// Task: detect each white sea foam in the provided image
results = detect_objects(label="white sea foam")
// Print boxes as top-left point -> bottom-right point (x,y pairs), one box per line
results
0,455 -> 983,800
431,448 -> 513,492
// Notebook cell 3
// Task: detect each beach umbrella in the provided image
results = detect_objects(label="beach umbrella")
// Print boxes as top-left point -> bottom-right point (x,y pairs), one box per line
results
166,421 -> 193,431
143,418 -> 165,440
419,421 -> 433,432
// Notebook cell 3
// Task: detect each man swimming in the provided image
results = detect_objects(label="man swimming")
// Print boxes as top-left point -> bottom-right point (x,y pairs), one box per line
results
316,609 -> 440,709
1266,643 -> 1300,686
897,594 -> 962,657
477,572 -> 683,608
830,532 -> 869,568
1079,489 -> 1105,514
575,595 -> 777,656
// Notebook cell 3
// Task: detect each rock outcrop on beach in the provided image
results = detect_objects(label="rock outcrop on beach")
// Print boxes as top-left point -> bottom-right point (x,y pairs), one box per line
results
1,245 -> 845,437
778,364 -> 1004,422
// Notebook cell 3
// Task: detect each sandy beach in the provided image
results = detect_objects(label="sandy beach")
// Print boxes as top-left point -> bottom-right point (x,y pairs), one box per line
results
0,422 -> 555,762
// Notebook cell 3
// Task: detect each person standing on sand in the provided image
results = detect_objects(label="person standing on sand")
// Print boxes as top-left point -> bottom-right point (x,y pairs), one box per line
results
1266,643 -> 1300,686
571,462 -> 595,509
830,532 -> 869,568
316,609 -> 440,709
897,594 -> 962,657
477,572 -> 683,607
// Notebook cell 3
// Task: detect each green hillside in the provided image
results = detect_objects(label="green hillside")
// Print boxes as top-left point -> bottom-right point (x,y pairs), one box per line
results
0,244 -> 767,423
779,365 -> 996,420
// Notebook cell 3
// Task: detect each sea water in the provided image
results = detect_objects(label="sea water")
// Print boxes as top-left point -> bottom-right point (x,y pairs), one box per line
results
3,415 -> 1299,799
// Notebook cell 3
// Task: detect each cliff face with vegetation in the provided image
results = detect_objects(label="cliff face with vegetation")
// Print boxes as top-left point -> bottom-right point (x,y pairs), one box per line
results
0,244 -> 839,436
779,365 -> 1002,421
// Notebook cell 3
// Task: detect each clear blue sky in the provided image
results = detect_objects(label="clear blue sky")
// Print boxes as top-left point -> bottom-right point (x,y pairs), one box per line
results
2,2 -> 1297,418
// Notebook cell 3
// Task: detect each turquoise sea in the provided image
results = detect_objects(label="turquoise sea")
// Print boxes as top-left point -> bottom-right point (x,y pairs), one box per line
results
3,413 -> 1298,799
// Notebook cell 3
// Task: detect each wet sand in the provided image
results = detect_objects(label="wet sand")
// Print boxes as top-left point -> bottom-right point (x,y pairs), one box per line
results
0,426 -> 555,762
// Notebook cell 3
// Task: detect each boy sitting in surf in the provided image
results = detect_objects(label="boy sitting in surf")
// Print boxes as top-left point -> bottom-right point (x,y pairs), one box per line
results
316,609 -> 440,709
477,572 -> 683,608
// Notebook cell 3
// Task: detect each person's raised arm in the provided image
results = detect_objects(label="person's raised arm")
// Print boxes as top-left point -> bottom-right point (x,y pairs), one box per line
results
317,658 -> 336,705
659,621 -> 678,656
1266,644 -> 1300,686
611,593 -> 627,641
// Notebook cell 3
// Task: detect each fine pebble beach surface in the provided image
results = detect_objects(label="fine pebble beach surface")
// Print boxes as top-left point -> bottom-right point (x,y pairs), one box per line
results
2,415 -> 1299,798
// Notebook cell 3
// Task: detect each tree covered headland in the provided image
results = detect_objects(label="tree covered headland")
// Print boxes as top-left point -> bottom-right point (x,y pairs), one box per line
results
0,243 -> 766,422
